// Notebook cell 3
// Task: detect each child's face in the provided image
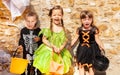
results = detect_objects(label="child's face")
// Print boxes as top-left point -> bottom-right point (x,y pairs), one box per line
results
25,16 -> 37,29
51,9 -> 63,25
81,15 -> 93,29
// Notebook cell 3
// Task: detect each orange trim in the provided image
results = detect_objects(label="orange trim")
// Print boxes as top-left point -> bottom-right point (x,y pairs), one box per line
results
82,31 -> 90,43
81,63 -> 92,68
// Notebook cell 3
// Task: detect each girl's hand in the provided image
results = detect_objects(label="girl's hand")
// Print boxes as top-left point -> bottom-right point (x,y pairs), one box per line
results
100,47 -> 105,51
56,48 -> 61,54
54,48 -> 60,54
67,46 -> 72,50
100,48 -> 105,55
34,36 -> 40,42
52,45 -> 61,54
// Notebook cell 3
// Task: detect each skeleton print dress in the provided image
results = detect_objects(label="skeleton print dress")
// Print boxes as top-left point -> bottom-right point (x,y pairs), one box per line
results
19,27 -> 42,60
19,27 -> 42,75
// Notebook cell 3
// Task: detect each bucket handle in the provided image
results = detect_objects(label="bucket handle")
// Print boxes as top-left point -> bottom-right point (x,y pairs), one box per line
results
12,48 -> 19,57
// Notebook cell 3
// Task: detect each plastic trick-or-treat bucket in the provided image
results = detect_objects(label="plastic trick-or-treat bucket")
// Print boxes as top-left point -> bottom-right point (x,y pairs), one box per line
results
9,48 -> 29,74
10,57 -> 29,74
93,55 -> 109,71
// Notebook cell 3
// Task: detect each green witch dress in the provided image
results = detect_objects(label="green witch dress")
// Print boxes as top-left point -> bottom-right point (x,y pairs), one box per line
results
33,28 -> 72,74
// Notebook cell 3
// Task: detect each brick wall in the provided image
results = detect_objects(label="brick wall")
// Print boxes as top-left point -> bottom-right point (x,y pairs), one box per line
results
0,0 -> 120,52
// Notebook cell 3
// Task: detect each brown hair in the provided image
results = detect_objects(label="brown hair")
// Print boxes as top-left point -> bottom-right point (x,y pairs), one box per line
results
48,5 -> 64,30
80,10 -> 99,33
25,11 -> 39,27
80,10 -> 94,26
25,12 -> 38,20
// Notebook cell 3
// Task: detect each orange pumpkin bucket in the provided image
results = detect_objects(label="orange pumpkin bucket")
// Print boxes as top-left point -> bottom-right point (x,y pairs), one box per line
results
9,48 -> 29,74
10,57 -> 29,74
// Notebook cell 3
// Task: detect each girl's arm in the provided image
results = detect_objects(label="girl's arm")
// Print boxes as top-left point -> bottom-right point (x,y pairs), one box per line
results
42,35 -> 52,48
71,33 -> 79,47
59,28 -> 79,52
95,33 -> 105,51
71,29 -> 79,47
42,35 -> 62,53
59,38 -> 68,51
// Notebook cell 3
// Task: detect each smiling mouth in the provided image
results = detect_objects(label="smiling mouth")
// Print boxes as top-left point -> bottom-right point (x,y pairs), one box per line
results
54,19 -> 60,21
85,24 -> 89,26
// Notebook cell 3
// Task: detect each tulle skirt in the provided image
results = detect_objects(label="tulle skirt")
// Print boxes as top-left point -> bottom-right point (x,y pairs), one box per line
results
76,42 -> 101,65
76,42 -> 109,71
33,44 -> 72,74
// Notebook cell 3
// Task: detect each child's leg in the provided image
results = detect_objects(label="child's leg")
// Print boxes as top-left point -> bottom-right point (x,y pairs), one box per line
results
79,63 -> 84,75
85,71 -> 89,75
89,67 -> 94,75
73,63 -> 79,75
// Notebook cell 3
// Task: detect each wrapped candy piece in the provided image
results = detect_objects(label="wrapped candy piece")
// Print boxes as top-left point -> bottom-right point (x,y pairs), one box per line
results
2,0 -> 30,21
